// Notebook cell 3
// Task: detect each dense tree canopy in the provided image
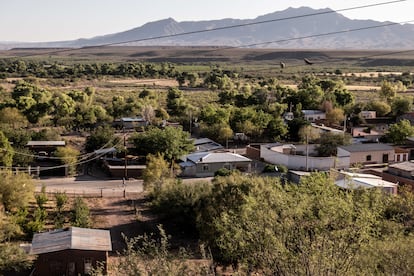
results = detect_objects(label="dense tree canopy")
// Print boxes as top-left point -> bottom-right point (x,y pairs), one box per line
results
130,126 -> 194,162
385,119 -> 414,144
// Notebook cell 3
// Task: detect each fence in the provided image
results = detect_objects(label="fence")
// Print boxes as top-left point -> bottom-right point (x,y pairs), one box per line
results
35,188 -> 142,198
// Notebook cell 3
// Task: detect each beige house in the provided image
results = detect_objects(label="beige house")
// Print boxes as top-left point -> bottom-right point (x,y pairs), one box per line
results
337,143 -> 394,166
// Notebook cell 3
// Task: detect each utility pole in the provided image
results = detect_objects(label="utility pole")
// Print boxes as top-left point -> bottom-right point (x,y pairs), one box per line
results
124,134 -> 128,180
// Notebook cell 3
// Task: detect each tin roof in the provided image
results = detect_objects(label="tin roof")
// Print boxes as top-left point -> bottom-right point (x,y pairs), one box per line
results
30,227 -> 112,255
338,143 -> 394,153
27,141 -> 66,146
185,152 -> 251,164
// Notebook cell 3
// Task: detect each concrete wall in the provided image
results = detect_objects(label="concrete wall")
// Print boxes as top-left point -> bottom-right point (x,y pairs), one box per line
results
338,149 -> 395,165
260,144 -> 349,171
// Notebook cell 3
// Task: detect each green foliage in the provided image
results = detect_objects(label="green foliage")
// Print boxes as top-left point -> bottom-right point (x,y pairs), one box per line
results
96,225 -> 213,276
54,192 -> 68,228
131,126 -> 194,162
214,168 -> 233,177
71,197 -> 91,228
142,153 -> 173,193
0,171 -> 34,212
391,96 -> 413,117
12,80 -> 52,123
385,119 -> 414,144
151,181 -> 211,232
0,242 -> 32,274
0,130 -> 13,167
166,87 -> 190,117
315,132 -> 351,157
196,173 -> 410,274
85,125 -> 119,152
54,146 -> 80,175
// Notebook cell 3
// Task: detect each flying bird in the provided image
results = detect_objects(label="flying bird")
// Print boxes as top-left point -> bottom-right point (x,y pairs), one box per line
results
304,58 -> 313,65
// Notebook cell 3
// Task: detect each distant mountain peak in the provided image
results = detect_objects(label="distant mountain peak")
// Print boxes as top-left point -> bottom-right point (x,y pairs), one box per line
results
1,7 -> 414,50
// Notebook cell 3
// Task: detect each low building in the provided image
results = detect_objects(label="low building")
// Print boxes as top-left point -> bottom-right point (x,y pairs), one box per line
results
382,161 -> 414,189
260,143 -> 349,171
360,110 -> 376,119
30,227 -> 112,276
193,138 -> 223,152
26,140 -> 66,156
113,117 -> 148,130
335,171 -> 397,194
302,110 -> 326,122
180,151 -> 252,177
337,143 -> 394,167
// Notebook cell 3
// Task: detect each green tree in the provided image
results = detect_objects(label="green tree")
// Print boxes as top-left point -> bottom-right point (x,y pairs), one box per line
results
131,126 -> 194,162
142,153 -> 173,193
12,80 -> 52,124
166,87 -> 190,117
315,132 -> 351,157
54,192 -> 68,228
54,146 -> 80,175
0,209 -> 32,274
197,173 -> 385,274
380,80 -> 397,102
0,171 -> 34,212
366,100 -> 391,117
0,130 -> 13,167
71,197 -> 91,228
385,119 -> 414,144
50,92 -> 76,126
325,107 -> 345,125
391,96 -> 413,117
85,126 -> 119,152
0,107 -> 28,128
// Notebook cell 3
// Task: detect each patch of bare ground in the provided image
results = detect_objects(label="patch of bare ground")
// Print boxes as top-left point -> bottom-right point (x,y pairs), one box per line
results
88,195 -> 158,253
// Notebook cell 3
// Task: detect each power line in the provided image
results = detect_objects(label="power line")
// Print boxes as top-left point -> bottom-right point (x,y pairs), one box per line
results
3,0 -> 407,59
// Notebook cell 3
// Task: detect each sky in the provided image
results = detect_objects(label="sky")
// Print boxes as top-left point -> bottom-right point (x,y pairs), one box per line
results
1,0 -> 413,42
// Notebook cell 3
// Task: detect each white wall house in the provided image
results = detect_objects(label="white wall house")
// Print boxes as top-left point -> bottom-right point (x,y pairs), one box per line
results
302,110 -> 326,122
260,143 -> 350,171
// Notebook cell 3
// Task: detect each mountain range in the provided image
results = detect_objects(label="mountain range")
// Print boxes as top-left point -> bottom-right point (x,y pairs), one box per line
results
2,7 -> 414,50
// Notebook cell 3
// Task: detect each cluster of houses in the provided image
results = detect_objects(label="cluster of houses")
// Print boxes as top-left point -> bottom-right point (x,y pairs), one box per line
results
24,110 -> 414,274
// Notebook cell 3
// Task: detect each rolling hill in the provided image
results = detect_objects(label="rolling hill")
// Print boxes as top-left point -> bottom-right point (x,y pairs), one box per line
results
2,7 -> 414,50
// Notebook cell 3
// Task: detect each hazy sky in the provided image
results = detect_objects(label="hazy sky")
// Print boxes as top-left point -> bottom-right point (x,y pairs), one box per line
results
1,0 -> 413,42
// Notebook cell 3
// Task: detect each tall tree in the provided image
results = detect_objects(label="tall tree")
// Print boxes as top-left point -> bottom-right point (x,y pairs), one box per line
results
131,126 -> 194,162
385,119 -> 414,144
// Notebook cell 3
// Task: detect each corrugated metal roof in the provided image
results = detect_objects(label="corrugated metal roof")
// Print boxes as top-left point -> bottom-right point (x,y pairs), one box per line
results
338,143 -> 393,153
388,161 -> 414,171
30,227 -> 112,255
186,152 -> 251,164
27,141 -> 66,146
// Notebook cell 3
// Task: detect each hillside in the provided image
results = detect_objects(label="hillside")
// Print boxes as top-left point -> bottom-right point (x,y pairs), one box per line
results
2,7 -> 414,50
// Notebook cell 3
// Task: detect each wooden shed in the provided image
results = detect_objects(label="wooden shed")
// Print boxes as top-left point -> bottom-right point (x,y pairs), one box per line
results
30,227 -> 112,276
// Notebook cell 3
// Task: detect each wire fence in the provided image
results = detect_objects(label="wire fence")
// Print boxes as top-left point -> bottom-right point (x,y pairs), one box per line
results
35,189 -> 143,198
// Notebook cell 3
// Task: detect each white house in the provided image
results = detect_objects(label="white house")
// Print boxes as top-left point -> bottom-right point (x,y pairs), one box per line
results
302,110 -> 326,122
260,143 -> 350,171
335,171 -> 397,194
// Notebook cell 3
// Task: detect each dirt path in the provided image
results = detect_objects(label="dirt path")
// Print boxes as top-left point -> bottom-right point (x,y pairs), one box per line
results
89,195 -> 158,253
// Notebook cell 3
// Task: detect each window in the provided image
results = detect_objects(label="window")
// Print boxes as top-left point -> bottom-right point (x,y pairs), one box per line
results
202,164 -> 209,171
366,155 -> 372,161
